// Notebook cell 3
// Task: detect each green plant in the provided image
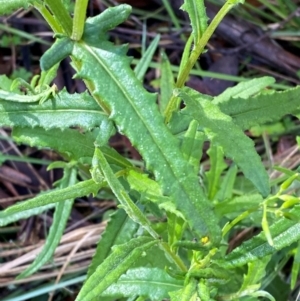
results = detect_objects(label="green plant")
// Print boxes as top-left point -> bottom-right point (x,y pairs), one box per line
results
1,0 -> 300,300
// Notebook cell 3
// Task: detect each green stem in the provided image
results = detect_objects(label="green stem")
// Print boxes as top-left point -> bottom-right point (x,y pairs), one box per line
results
178,0 -> 235,87
44,0 -> 73,36
222,206 -> 259,237
71,0 -> 89,41
94,147 -> 187,272
160,241 -> 188,272
164,0 -> 237,122
34,2 -> 63,34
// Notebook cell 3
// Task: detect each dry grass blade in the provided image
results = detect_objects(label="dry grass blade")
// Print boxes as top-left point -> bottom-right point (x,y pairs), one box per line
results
0,223 -> 106,286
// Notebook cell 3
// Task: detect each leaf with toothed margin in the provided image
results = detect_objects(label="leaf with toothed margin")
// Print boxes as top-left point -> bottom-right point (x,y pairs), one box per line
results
0,89 -> 110,130
68,5 -> 221,245
218,85 -> 300,130
12,127 -> 133,169
0,179 -> 103,219
0,0 -> 33,15
176,87 -> 270,197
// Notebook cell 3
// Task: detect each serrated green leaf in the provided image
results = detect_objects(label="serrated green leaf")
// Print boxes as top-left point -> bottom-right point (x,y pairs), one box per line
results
215,194 -> 263,217
0,89 -> 109,130
93,147 -> 159,239
100,267 -> 183,300
218,205 -> 300,268
0,75 -> 13,90
12,127 -> 132,169
127,169 -> 163,197
159,201 -> 186,220
126,170 -> 185,219
239,255 -> 271,293
17,167 -> 77,279
82,4 -> 132,44
219,85 -> 300,130
0,0 -> 32,15
213,77 -> 275,105
75,237 -> 157,301
197,279 -> 211,301
87,208 -> 138,278
0,203 -> 55,227
70,7 -> 221,244
0,179 -> 103,218
205,145 -> 227,200
169,277 -> 198,301
177,87 -> 270,197
181,0 -> 208,45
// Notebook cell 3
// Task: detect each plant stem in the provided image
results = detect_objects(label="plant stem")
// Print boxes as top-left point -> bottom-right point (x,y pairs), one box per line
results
160,241 -> 188,272
164,0 -> 238,122
44,0 -> 73,36
177,0 -> 240,87
34,2 -> 63,34
71,0 -> 89,41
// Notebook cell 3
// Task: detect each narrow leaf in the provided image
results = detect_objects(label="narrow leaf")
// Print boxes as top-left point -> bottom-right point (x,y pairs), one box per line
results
17,167 -> 77,278
0,203 -> 55,227
181,0 -> 208,45
44,0 -> 72,36
239,255 -> 271,292
87,208 -> 138,278
0,179 -> 103,217
291,242 -> 300,289
0,89 -> 109,130
0,0 -> 32,15
76,237 -> 157,301
12,127 -> 132,169
126,170 -> 184,219
176,87 -> 270,197
218,206 -> 300,268
134,34 -> 160,81
181,120 -> 205,174
92,147 -> 159,239
213,76 -> 275,104
197,279 -> 211,301
167,212 -> 185,252
127,169 -> 169,203
205,145 -> 227,200
215,194 -> 263,217
218,85 -> 300,130
169,277 -> 198,301
160,52 -> 175,114
71,0 -> 89,41
215,164 -> 237,201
